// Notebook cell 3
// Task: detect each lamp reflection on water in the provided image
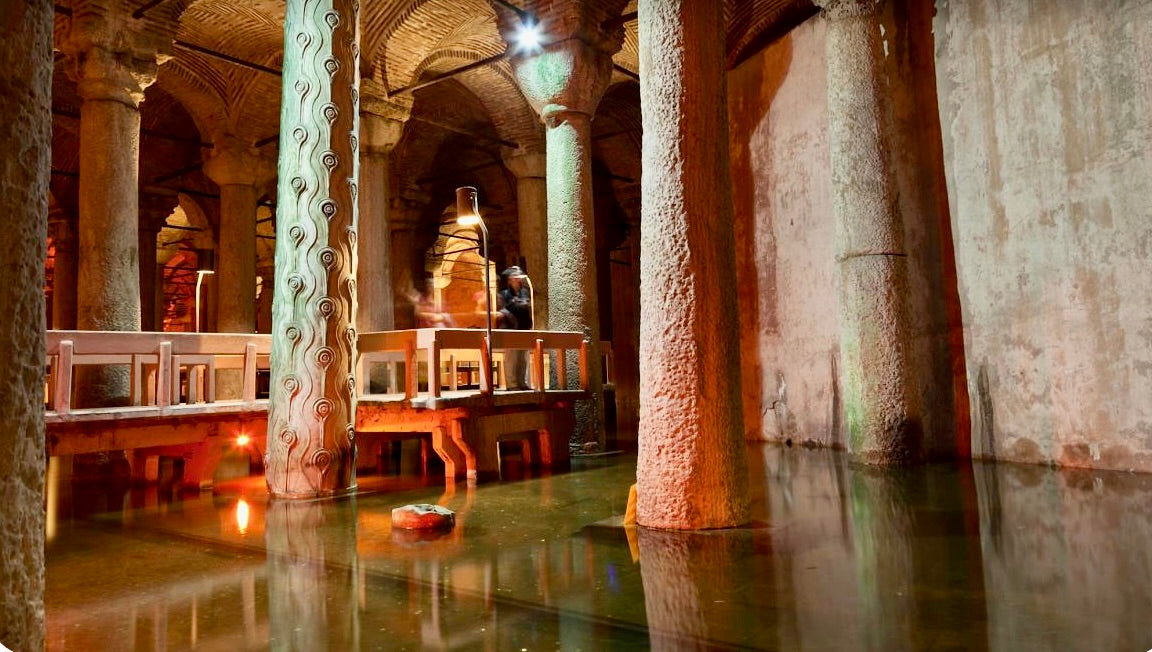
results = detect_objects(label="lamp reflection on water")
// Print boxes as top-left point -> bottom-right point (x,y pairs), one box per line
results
235,498 -> 250,535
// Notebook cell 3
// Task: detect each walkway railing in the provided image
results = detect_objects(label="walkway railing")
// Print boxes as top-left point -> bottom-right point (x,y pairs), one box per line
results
46,328 -> 607,418
356,328 -> 594,400
46,331 -> 272,420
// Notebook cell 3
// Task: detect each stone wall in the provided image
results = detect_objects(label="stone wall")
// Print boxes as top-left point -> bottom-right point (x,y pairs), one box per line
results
935,0 -> 1152,471
729,3 -> 962,456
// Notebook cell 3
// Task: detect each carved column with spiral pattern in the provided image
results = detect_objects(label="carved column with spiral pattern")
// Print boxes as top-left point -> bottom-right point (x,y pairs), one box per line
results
266,0 -> 361,498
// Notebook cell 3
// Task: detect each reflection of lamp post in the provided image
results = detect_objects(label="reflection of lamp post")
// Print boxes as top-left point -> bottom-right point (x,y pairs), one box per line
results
455,187 -> 491,348
194,249 -> 215,333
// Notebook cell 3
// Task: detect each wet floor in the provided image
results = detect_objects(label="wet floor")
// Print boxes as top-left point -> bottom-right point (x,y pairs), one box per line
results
44,445 -> 1152,651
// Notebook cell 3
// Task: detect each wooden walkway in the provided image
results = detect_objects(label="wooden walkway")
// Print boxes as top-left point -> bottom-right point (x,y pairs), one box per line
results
45,328 -> 603,485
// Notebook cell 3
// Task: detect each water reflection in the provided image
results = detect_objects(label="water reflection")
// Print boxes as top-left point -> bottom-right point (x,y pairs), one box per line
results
975,462 -> 1152,650
41,446 -> 1152,650
265,498 -> 360,651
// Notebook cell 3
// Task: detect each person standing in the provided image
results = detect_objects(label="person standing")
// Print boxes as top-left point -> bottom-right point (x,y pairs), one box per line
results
498,266 -> 532,390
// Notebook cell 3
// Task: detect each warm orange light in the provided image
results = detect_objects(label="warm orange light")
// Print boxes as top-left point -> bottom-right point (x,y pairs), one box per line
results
236,434 -> 251,447
236,499 -> 250,535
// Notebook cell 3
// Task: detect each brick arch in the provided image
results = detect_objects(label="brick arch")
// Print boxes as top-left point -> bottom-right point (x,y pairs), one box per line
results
171,0 -> 285,141
379,0 -> 499,91
413,48 -> 543,154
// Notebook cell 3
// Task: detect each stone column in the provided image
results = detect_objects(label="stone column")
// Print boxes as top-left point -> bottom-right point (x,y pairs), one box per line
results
817,0 -> 919,463
503,151 -> 548,329
49,217 -> 79,329
0,0 -> 51,647
635,0 -> 749,528
266,0 -> 360,498
509,26 -> 620,450
137,199 -> 170,331
356,106 -> 405,333
67,41 -> 157,402
203,138 -> 274,333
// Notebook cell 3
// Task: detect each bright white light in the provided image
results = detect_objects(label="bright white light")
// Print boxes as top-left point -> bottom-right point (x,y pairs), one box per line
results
236,499 -> 250,534
516,21 -> 541,51
457,214 -> 482,227
236,434 -> 251,447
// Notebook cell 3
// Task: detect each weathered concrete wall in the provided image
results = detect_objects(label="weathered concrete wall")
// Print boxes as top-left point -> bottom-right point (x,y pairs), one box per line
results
0,1 -> 50,648
936,0 -> 1152,470
730,19 -> 841,448
730,5 -> 962,455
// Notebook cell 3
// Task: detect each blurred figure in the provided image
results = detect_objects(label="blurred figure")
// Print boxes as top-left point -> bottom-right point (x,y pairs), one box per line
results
407,279 -> 455,328
498,266 -> 532,390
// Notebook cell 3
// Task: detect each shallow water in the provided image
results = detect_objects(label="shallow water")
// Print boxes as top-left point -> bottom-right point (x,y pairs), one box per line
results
44,445 -> 1152,650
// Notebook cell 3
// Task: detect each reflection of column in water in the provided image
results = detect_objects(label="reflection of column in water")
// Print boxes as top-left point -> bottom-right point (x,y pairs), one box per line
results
637,528 -> 754,650
847,464 -> 986,650
265,498 -> 360,650
848,467 -> 917,650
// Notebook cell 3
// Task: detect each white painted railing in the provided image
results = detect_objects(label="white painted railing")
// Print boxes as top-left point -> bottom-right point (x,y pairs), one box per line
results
45,328 -> 607,418
356,328 -> 598,399
46,331 -> 272,417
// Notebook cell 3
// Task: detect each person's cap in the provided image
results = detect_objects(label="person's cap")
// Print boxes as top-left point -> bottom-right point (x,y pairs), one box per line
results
501,266 -> 525,278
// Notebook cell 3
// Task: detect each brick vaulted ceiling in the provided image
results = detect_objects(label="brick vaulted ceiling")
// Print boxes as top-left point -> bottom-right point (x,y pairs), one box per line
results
49,0 -> 812,230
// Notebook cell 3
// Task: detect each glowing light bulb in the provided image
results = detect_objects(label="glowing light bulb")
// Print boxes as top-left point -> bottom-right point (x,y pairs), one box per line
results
516,21 -> 541,51
236,434 -> 250,447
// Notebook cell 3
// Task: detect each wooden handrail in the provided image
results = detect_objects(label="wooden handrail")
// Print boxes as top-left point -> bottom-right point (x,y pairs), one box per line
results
45,330 -> 270,414
47,330 -> 273,356
45,328 -> 606,413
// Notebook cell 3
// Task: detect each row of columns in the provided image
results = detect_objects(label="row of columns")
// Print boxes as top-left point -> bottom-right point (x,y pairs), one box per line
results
262,0 -> 916,519
39,0 -> 916,518
0,0 -> 920,644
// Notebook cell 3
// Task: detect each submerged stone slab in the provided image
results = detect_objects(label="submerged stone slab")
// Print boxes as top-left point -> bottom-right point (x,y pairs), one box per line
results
391,504 -> 455,530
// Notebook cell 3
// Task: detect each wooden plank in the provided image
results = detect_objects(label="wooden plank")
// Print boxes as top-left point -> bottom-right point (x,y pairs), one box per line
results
358,329 -> 417,353
157,341 -> 172,408
429,338 -> 441,398
242,343 -> 257,402
46,330 -> 272,356
579,339 -> 589,390
54,340 -> 73,414
404,341 -> 417,400
479,335 -> 492,394
533,338 -> 545,392
557,349 -> 568,389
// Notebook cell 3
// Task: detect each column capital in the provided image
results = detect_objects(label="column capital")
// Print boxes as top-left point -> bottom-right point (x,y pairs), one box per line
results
360,112 -> 406,156
360,79 -> 412,120
509,37 -> 618,124
65,44 -> 159,106
48,217 -> 78,244
138,194 -> 175,233
203,135 -> 277,190
502,151 -> 546,179
814,0 -> 883,20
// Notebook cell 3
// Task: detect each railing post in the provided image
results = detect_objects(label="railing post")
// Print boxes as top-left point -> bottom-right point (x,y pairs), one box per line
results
405,340 -> 417,400
54,340 -> 73,414
448,354 -> 458,391
157,341 -> 172,408
533,338 -> 545,392
242,342 -> 258,402
602,341 -> 614,385
480,335 -> 493,394
429,338 -> 441,398
579,339 -> 589,391
557,348 -> 568,389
